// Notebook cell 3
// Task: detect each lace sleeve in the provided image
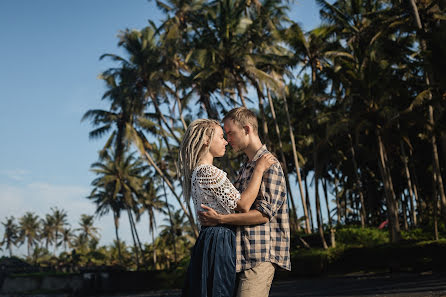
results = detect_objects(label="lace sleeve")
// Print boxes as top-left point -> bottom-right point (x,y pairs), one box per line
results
196,165 -> 241,210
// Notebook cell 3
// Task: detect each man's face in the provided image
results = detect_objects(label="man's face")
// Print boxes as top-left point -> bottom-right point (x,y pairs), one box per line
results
223,119 -> 248,152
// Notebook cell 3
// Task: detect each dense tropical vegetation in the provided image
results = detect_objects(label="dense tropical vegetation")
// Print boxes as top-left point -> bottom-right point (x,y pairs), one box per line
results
2,0 -> 446,272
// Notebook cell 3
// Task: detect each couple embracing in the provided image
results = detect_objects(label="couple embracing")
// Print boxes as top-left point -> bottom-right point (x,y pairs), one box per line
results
178,107 -> 291,297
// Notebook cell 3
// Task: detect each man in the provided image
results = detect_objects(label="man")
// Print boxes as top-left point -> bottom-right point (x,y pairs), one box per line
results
199,107 -> 291,297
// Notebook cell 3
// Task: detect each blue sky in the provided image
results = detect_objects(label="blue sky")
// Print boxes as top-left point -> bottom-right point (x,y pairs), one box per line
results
0,0 -> 321,256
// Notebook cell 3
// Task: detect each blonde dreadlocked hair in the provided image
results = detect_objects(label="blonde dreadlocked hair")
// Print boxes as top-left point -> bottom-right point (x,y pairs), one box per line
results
178,119 -> 221,202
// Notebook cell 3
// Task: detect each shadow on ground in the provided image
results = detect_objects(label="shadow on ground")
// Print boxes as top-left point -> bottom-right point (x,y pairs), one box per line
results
270,272 -> 446,297
100,272 -> 446,297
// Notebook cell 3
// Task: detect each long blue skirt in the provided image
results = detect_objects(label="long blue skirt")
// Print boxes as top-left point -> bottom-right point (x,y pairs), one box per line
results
182,225 -> 236,297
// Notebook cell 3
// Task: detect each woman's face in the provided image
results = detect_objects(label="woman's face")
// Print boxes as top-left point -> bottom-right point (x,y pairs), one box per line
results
208,125 -> 228,157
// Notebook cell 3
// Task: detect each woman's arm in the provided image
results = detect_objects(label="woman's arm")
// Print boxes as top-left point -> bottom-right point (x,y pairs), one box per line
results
199,204 -> 269,225
235,154 -> 275,213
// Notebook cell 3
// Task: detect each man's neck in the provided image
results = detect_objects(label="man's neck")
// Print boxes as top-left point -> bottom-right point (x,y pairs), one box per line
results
244,138 -> 263,162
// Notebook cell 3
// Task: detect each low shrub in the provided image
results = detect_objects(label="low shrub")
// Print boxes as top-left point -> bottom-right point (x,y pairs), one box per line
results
335,227 -> 389,247
288,239 -> 446,277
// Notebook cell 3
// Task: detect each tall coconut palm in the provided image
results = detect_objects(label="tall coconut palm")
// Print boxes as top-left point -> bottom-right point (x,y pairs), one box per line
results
1,216 -> 19,257
18,212 -> 41,257
40,214 -> 56,251
75,214 -> 100,247
406,0 -> 446,216
50,207 -> 68,254
59,228 -> 75,252
84,64 -> 198,237
89,148 -> 146,264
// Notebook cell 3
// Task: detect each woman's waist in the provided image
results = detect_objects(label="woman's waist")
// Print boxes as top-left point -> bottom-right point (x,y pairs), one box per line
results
200,224 -> 236,232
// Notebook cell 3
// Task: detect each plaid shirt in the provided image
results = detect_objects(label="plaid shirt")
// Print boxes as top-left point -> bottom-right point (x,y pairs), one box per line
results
234,145 -> 291,272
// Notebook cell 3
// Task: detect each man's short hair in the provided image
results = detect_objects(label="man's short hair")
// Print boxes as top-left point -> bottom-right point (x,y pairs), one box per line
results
223,107 -> 258,135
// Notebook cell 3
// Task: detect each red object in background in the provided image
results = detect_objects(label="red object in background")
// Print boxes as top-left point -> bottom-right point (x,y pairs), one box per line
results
378,220 -> 389,229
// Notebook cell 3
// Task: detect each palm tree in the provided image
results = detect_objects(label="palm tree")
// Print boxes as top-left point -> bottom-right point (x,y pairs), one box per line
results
18,212 -> 41,257
59,228 -> 75,252
50,207 -> 68,254
89,149 -> 148,266
406,0 -> 446,217
40,214 -> 56,251
136,176 -> 166,266
88,150 -> 129,263
84,60 -> 198,237
1,216 -> 19,257
75,214 -> 100,248
158,208 -> 193,267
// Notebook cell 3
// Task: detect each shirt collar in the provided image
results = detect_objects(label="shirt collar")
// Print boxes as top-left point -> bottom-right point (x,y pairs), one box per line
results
248,144 -> 268,165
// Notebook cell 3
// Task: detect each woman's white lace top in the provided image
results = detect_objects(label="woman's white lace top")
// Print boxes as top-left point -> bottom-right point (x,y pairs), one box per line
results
191,164 -> 241,227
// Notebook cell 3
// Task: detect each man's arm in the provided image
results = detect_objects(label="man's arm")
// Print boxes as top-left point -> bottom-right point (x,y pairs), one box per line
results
199,204 -> 268,226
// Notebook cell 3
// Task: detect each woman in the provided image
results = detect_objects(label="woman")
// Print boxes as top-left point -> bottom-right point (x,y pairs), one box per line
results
178,119 -> 274,297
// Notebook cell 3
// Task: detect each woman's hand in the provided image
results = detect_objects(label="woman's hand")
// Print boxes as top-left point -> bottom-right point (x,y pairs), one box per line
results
198,204 -> 221,226
255,153 -> 276,172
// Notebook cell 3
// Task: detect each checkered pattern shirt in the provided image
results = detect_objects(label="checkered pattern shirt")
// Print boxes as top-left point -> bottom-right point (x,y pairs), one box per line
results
234,145 -> 291,272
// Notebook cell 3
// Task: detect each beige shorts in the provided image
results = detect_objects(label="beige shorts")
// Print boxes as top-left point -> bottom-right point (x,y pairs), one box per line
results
236,262 -> 276,297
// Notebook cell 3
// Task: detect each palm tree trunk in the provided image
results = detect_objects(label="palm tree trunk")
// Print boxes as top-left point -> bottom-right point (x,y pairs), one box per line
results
334,175 -> 342,225
323,179 -> 336,247
282,93 -> 311,233
127,208 -> 140,269
377,132 -> 401,242
401,193 -> 409,231
200,93 -> 219,120
407,145 -> 422,218
149,94 -> 181,144
304,175 -> 314,232
113,212 -> 123,264
252,80 -> 271,147
441,135 -> 446,177
266,88 -> 299,231
400,140 -> 417,226
174,86 -> 188,130
151,227 -> 157,266
314,152 -> 328,249
236,84 -> 247,108
322,179 -> 332,228
162,181 -> 177,263
129,210 -> 144,257
54,230 -> 58,256
432,174 -> 439,240
348,134 -> 366,227
408,0 -> 446,215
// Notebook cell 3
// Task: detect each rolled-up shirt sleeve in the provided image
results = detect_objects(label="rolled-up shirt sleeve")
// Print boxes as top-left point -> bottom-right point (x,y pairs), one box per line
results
254,163 -> 287,220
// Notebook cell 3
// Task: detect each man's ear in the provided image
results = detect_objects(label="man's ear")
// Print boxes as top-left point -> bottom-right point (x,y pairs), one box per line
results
243,125 -> 250,135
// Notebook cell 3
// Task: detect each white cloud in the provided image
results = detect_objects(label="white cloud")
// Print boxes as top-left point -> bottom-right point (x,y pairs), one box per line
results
0,169 -> 30,181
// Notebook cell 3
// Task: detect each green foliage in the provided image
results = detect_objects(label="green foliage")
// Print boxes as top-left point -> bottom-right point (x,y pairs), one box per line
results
290,239 -> 446,276
401,228 -> 437,241
335,227 -> 389,247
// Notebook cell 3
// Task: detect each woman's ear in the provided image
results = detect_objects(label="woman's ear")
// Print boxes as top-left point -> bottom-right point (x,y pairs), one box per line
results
203,136 -> 210,146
